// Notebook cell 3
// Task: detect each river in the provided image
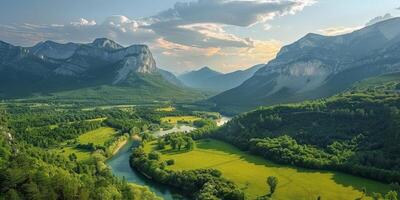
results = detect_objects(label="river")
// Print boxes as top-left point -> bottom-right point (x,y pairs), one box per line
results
106,116 -> 232,200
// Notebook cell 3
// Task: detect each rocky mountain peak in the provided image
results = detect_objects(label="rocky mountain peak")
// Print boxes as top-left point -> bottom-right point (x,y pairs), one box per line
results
91,38 -> 123,50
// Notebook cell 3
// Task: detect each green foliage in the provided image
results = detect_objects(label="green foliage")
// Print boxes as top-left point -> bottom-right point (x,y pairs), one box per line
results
266,176 -> 278,195
212,80 -> 400,183
130,148 -> 244,200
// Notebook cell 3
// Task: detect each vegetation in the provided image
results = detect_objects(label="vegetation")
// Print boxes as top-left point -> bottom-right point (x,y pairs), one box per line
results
144,139 -> 390,199
160,115 -> 201,124
130,148 -> 244,200
212,78 -> 400,184
0,110 -> 160,200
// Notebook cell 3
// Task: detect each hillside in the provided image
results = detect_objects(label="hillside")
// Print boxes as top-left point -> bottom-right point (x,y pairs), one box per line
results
0,38 -> 204,103
210,17 -> 400,114
211,72 -> 400,183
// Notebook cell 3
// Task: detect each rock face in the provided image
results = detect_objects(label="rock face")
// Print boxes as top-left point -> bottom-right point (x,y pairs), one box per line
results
0,38 -> 175,97
211,17 -> 400,113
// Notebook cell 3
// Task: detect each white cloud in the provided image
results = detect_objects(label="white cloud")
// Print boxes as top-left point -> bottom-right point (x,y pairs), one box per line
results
0,0 -> 314,72
318,13 -> 394,37
318,26 -> 363,36
365,13 -> 393,26
71,18 -> 96,26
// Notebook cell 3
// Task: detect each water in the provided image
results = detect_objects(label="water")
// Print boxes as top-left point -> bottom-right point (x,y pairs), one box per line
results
107,116 -> 231,199
106,140 -> 182,200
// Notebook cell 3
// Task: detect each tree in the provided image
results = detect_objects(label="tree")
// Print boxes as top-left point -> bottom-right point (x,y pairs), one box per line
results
385,191 -> 398,200
185,137 -> 194,150
267,176 -> 278,196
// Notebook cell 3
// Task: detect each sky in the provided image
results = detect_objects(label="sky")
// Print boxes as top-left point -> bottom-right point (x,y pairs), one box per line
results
0,0 -> 399,73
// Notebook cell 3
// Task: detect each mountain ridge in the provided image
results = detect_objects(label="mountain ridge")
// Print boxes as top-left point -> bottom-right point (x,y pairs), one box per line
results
0,38 -> 199,102
210,17 -> 400,113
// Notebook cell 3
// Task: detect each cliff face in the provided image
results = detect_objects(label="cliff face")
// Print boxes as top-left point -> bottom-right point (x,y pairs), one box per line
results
210,17 -> 400,113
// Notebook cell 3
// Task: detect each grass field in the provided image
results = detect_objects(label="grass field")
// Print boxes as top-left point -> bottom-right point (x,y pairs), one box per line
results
160,116 -> 201,124
156,106 -> 175,112
56,127 -> 117,160
78,127 -> 116,145
144,139 -> 390,200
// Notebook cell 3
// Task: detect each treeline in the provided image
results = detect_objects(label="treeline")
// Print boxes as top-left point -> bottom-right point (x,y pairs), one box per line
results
130,148 -> 244,200
0,115 -> 160,200
16,121 -> 102,147
211,81 -> 400,183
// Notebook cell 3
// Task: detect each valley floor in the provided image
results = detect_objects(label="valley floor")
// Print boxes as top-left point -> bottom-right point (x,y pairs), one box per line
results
144,139 -> 389,200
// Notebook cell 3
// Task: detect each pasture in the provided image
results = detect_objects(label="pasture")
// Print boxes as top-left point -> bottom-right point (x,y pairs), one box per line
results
144,139 -> 389,200
160,116 -> 201,124
56,127 -> 117,160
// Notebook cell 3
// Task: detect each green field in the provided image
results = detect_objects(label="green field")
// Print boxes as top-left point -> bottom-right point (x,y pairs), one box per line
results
156,106 -> 175,112
78,127 -> 116,145
160,116 -> 201,124
56,127 -> 117,160
144,139 -> 389,200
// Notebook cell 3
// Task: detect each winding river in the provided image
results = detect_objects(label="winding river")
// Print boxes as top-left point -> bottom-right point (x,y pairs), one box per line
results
106,116 -> 232,200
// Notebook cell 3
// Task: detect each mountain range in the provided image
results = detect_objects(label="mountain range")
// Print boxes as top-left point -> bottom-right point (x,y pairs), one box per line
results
178,64 -> 264,92
210,17 -> 400,113
0,38 -> 200,102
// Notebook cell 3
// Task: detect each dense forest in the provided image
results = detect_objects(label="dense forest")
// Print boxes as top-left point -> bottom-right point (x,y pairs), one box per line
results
0,109 -> 160,200
210,75 -> 400,184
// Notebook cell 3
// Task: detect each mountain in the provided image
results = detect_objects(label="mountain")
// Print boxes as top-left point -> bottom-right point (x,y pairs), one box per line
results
210,17 -> 400,113
0,38 -> 201,102
178,66 -> 223,88
178,64 -> 264,92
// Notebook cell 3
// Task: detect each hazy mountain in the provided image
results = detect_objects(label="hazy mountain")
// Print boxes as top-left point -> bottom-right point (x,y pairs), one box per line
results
210,17 -> 400,113
0,38 -> 199,102
178,67 -> 223,88
178,64 -> 264,92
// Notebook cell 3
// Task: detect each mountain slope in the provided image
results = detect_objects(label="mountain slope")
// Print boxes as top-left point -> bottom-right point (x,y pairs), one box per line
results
0,38 -> 202,102
179,64 -> 264,92
210,17 -> 400,113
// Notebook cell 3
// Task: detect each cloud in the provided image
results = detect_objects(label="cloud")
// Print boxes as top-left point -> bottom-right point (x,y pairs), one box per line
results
365,13 -> 393,26
71,18 -> 96,26
318,26 -> 363,36
318,13 -> 394,37
0,0 -> 314,72
147,0 -> 314,48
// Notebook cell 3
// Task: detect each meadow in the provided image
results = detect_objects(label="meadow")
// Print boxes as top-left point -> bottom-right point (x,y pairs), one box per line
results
144,139 -> 390,200
156,106 -> 175,112
160,116 -> 201,124
57,127 -> 117,160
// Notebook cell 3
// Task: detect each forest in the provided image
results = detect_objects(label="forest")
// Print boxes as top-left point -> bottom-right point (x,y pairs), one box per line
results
210,80 -> 400,184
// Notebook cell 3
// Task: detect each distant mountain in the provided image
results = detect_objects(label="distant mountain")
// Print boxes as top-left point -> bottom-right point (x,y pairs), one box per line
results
210,17 -> 400,114
178,64 -> 264,92
178,66 -> 223,89
0,38 -> 201,102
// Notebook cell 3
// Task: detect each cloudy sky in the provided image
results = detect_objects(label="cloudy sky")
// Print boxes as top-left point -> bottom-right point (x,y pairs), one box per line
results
0,0 -> 399,73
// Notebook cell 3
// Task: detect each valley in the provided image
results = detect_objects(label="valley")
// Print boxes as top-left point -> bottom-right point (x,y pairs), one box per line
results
1,9 -> 400,200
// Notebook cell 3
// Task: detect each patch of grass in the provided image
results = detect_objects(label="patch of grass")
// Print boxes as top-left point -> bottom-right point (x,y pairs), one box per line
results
78,127 -> 116,145
156,106 -> 175,112
54,127 -> 117,161
55,146 -> 91,160
144,139 -> 389,200
160,116 -> 201,124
